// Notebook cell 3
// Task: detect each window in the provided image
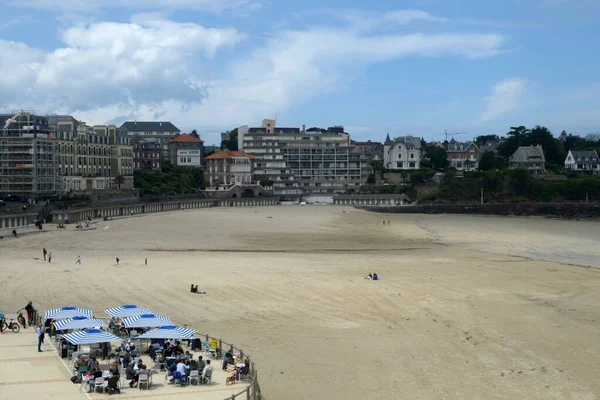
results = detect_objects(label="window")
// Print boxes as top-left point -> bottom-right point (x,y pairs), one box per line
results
396,162 -> 403,168
398,154 -> 402,159
410,154 -> 414,159
409,162 -> 416,168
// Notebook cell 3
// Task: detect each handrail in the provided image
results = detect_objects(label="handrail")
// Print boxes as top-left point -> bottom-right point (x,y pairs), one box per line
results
196,332 -> 263,400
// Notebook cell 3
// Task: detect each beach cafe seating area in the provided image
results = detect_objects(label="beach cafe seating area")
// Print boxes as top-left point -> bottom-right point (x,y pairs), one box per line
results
45,305 -> 254,398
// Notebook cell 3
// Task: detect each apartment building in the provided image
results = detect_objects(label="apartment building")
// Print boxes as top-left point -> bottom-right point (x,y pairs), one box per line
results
204,150 -> 255,188
133,138 -> 162,171
168,134 -> 204,167
383,134 -> 422,170
0,112 -> 134,196
238,120 -> 371,198
120,121 -> 180,159
0,112 -> 57,196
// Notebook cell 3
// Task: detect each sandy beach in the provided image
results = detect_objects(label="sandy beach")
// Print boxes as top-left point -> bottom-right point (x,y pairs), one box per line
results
1,206 -> 599,399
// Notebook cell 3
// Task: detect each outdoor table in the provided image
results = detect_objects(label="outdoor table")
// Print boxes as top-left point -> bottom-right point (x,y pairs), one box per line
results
102,371 -> 111,379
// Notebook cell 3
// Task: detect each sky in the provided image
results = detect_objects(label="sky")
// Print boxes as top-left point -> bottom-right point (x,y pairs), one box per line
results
1,0 -> 600,145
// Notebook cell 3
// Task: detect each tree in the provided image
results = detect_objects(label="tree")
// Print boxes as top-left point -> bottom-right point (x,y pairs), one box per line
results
190,129 -> 200,139
114,175 -> 125,189
220,128 -> 239,151
423,143 -> 449,170
479,151 -> 507,171
475,134 -> 499,146
366,173 -> 376,184
528,125 -> 565,165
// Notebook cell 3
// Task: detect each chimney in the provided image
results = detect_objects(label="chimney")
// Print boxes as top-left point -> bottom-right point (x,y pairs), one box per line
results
302,124 -> 306,133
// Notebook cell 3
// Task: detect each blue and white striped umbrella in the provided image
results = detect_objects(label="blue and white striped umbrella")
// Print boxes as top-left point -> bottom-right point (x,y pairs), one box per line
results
105,304 -> 152,318
53,316 -> 107,331
136,325 -> 197,340
123,314 -> 173,328
62,329 -> 122,345
45,306 -> 93,320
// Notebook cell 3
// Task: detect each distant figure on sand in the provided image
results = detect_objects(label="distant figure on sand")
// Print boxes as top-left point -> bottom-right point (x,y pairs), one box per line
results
75,256 -> 81,265
190,284 -> 195,293
43,247 -> 47,261
365,273 -> 372,280
387,220 -> 390,225
48,251 -> 52,263
115,257 -> 120,266
12,230 -> 17,238
373,273 -> 379,281
145,257 -> 147,265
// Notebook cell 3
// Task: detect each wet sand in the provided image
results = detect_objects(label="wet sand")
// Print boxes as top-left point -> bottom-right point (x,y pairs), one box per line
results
0,206 -> 599,399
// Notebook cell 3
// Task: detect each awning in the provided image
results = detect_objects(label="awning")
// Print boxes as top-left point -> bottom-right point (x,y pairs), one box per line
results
45,306 -> 93,320
135,325 -> 196,340
53,316 -> 107,331
123,314 -> 173,328
62,329 -> 122,345
105,304 -> 152,318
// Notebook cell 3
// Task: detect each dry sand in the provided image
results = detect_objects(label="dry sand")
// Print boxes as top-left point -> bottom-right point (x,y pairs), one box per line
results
0,206 -> 599,400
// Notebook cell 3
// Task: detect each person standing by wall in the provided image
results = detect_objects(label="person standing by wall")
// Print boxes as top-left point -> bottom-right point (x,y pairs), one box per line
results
48,251 -> 52,263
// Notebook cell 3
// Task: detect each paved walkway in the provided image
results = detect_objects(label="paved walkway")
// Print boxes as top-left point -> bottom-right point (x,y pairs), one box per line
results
0,323 -> 249,400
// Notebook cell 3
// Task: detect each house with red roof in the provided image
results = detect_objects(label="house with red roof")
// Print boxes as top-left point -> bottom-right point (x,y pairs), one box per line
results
204,149 -> 255,188
168,133 -> 204,167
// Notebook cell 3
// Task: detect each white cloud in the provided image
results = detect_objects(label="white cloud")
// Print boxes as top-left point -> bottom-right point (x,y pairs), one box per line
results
8,0 -> 261,14
331,9 -> 448,31
0,12 -> 506,143
480,78 -> 528,122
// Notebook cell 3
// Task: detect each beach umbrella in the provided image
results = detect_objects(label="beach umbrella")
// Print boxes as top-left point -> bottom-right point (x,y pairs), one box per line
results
123,314 -> 173,328
135,325 -> 197,340
105,304 -> 152,318
45,306 -> 93,320
62,329 -> 122,345
53,316 -> 107,331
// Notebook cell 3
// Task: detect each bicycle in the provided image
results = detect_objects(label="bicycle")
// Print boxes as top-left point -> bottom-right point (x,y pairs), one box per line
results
17,309 -> 26,328
0,313 -> 21,333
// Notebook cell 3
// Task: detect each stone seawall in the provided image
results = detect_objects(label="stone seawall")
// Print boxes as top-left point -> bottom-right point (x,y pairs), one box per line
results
359,203 -> 600,218
54,197 -> 279,224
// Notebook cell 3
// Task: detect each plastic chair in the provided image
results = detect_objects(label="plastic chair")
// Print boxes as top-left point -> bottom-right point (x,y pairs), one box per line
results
138,374 -> 150,390
188,370 -> 199,386
202,369 -> 213,385
94,377 -> 105,393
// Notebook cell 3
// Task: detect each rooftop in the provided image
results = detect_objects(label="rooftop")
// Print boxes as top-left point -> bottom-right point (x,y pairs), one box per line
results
120,121 -> 180,133
205,150 -> 255,160
170,134 -> 204,144
510,145 -> 546,163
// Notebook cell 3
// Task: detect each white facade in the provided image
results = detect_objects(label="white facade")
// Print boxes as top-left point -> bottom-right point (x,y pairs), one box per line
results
564,150 -> 600,173
176,149 -> 202,167
383,136 -> 421,170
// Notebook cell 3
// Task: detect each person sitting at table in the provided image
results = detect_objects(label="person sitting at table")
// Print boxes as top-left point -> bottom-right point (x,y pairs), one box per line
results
125,340 -> 136,353
202,360 -> 214,383
109,362 -> 120,376
174,359 -> 189,386
148,344 -> 156,362
173,341 -> 184,355
122,352 -> 131,369
222,351 -> 234,370
87,365 -> 103,393
133,359 -> 143,373
87,357 -> 99,371
163,344 -> 173,358
125,362 -> 136,384
197,356 -> 205,375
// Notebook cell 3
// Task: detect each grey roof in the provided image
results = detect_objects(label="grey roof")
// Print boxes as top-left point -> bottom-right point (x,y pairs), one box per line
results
569,150 -> 600,163
510,145 -> 546,163
447,141 -> 478,152
384,133 -> 392,145
480,143 -> 498,154
120,121 -> 180,133
392,135 -> 421,149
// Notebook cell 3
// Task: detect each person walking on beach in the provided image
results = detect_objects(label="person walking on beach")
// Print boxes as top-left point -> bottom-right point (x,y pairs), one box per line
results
75,256 -> 81,265
115,257 -> 120,266
48,251 -> 52,263
145,257 -> 147,265
42,247 -> 47,261
36,324 -> 44,352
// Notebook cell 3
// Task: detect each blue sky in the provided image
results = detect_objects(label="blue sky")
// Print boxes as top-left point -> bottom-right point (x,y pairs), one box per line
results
1,0 -> 599,144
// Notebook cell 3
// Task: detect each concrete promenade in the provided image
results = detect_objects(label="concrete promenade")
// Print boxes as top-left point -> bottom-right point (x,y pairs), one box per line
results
0,322 -> 249,400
